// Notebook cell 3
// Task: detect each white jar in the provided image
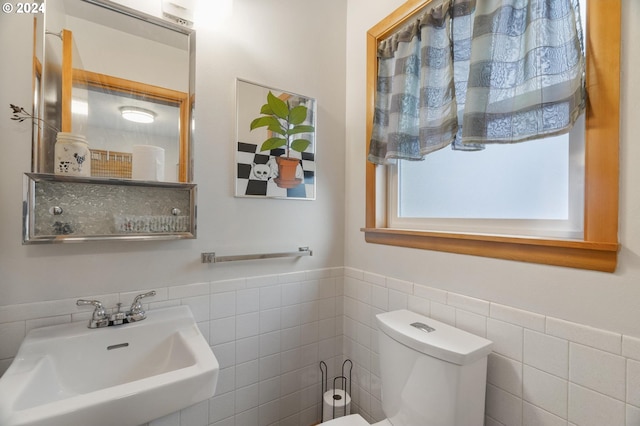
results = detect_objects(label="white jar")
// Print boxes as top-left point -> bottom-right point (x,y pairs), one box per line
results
54,132 -> 91,177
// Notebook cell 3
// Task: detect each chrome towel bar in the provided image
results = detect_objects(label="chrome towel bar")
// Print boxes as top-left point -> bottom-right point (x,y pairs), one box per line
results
201,247 -> 312,264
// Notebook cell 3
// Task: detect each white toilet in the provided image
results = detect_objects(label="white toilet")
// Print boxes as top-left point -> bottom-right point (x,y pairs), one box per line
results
324,309 -> 493,426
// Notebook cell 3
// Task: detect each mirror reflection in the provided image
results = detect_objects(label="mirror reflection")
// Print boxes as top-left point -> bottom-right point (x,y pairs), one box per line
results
34,0 -> 194,182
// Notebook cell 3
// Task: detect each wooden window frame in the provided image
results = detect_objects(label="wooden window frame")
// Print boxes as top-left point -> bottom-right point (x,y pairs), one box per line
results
362,0 -> 621,272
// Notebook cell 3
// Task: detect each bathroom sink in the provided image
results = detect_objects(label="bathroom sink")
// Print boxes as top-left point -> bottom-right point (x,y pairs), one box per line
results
0,305 -> 218,426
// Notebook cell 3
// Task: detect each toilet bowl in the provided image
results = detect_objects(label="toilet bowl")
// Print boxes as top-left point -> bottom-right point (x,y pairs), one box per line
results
323,310 -> 492,426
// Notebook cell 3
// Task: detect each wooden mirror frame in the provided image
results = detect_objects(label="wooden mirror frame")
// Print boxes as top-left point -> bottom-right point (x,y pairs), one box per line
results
362,0 -> 621,272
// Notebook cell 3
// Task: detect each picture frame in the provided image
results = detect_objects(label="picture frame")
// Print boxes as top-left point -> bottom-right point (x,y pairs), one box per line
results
235,79 -> 316,199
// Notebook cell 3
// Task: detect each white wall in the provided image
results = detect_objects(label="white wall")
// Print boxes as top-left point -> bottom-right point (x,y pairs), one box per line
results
345,0 -> 640,338
343,3 -> 640,425
1,1 -> 346,425
3,0 -> 640,424
0,0 -> 346,306
341,267 -> 640,426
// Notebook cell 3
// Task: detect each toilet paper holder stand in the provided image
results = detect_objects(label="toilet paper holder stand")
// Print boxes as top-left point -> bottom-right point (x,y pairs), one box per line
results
319,358 -> 353,422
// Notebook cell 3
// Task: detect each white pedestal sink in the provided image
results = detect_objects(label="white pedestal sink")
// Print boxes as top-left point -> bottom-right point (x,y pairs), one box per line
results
0,305 -> 219,426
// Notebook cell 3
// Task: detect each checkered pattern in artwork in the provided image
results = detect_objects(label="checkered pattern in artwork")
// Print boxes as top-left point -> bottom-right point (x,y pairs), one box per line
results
236,142 -> 315,199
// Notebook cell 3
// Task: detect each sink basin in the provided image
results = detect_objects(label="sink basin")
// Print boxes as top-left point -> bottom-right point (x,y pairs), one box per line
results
0,305 -> 219,426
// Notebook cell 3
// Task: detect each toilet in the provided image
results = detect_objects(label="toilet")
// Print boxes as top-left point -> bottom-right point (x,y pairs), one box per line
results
324,309 -> 493,426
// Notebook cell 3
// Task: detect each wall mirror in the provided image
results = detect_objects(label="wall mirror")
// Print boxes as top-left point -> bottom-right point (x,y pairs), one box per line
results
24,0 -> 197,243
33,0 -> 195,182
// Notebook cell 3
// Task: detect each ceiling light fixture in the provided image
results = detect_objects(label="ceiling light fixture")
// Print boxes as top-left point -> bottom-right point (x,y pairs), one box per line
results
119,107 -> 156,124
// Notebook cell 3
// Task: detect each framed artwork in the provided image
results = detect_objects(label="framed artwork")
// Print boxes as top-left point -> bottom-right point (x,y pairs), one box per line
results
235,79 -> 316,199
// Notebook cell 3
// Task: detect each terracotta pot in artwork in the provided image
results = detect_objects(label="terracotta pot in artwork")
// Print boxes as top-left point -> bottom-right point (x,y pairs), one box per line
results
274,156 -> 302,188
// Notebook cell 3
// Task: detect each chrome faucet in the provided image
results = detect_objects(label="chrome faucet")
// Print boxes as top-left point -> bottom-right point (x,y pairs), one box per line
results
110,303 -> 126,326
76,299 -> 109,328
126,291 -> 156,322
76,290 -> 156,328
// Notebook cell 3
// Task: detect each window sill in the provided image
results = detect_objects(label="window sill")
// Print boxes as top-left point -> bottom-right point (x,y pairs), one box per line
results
362,227 -> 619,272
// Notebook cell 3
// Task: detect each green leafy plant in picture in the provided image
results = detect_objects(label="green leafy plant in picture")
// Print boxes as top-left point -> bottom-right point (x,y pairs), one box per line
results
250,91 -> 314,158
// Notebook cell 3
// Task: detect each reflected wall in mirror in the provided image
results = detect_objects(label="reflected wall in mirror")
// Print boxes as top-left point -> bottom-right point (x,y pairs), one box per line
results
235,79 -> 317,200
33,0 -> 195,182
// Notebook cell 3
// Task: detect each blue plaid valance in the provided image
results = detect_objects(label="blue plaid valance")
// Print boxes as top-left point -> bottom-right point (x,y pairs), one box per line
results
368,0 -> 585,165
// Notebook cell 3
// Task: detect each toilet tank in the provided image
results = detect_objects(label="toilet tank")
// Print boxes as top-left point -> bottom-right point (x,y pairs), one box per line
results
376,310 -> 492,426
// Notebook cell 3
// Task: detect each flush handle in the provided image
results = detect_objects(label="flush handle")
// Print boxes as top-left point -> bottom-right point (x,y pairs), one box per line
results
411,322 -> 436,333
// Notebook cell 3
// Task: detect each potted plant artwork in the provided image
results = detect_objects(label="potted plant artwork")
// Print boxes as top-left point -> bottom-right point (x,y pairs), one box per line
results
250,91 -> 314,189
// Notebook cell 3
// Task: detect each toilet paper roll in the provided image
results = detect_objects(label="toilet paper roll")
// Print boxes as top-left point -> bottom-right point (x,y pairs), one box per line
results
132,145 -> 165,181
322,389 -> 351,422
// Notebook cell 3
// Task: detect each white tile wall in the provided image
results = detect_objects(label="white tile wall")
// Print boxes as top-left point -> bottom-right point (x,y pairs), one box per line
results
2,266 -> 640,426
522,365 -> 568,418
342,267 -> 640,426
0,267 -> 344,426
523,330 -> 569,379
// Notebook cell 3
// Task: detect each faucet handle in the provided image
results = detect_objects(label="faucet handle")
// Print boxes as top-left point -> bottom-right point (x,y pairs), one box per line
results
127,290 -> 156,322
76,299 -> 106,316
76,299 -> 109,328
131,290 -> 156,306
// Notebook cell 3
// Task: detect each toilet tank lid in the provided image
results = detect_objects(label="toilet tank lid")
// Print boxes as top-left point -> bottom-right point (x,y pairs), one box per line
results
376,310 -> 493,366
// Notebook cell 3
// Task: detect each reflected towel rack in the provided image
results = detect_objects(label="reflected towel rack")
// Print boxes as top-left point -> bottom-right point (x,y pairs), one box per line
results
201,247 -> 312,264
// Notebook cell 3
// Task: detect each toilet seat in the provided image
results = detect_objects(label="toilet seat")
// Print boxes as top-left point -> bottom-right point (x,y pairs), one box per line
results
322,414 -> 392,426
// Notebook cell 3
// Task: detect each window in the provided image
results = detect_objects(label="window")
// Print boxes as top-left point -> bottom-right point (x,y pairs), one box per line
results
363,0 -> 620,272
391,117 -> 586,239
